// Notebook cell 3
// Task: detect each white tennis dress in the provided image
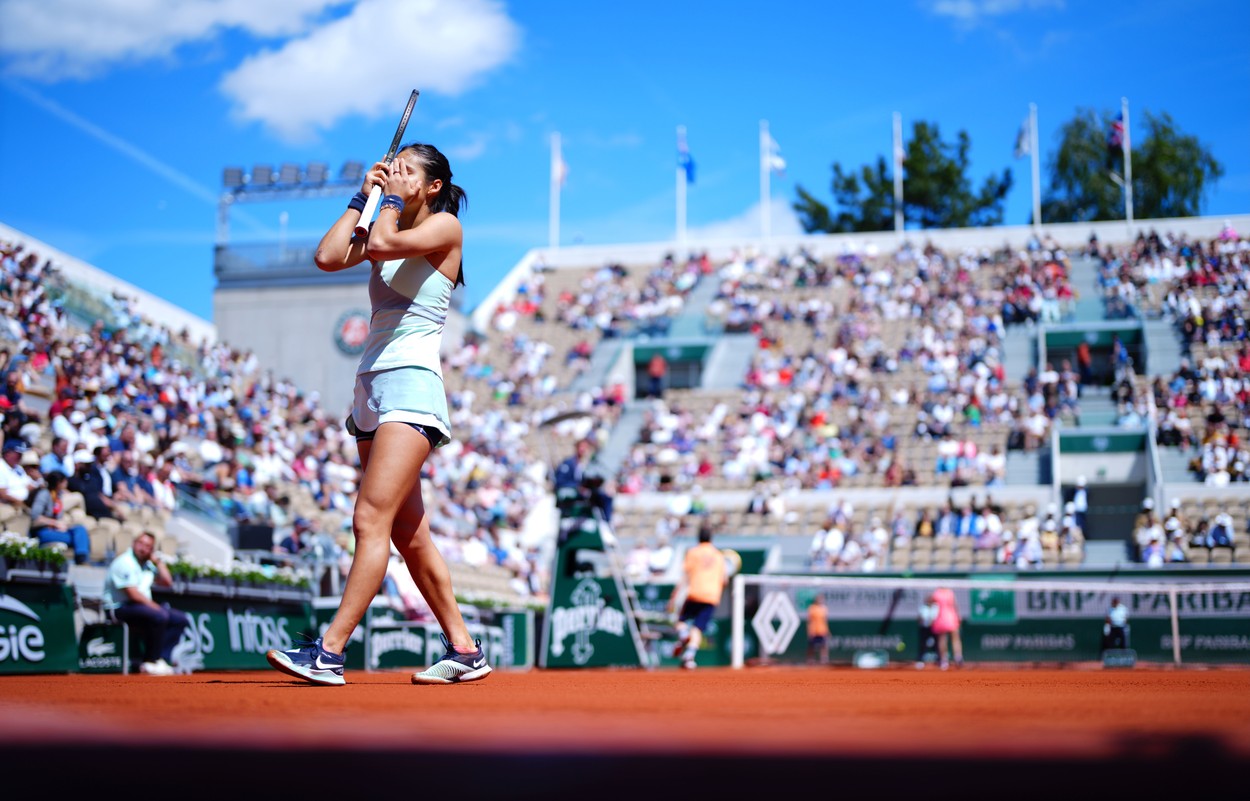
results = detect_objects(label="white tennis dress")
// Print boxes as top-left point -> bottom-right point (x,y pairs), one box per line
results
350,255 -> 454,447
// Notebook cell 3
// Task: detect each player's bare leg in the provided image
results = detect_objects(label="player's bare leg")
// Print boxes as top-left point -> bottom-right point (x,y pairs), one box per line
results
681,627 -> 702,668
673,621 -> 688,657
321,422 -> 427,655
389,464 -> 472,647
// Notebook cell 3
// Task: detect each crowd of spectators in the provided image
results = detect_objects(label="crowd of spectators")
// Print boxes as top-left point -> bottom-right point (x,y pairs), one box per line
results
804,495 -> 1085,571
1093,225 -> 1250,486
7,218 -> 1248,583
0,237 -> 551,602
614,242 -> 1082,496
1130,495 -> 1249,567
490,251 -> 714,343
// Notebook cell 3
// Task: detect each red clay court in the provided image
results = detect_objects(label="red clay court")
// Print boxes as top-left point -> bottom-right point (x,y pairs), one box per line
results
1,665 -> 1246,798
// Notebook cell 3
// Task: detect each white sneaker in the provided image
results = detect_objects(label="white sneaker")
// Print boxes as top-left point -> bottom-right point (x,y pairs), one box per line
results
140,660 -> 174,676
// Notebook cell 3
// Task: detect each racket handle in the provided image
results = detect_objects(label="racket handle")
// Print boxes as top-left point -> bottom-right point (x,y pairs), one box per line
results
354,185 -> 383,237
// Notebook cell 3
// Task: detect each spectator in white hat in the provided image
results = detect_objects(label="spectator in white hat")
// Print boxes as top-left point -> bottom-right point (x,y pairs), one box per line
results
0,439 -> 37,506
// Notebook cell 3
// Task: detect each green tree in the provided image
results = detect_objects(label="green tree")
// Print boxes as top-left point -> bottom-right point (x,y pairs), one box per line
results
793,121 -> 1012,233
1041,108 -> 1223,223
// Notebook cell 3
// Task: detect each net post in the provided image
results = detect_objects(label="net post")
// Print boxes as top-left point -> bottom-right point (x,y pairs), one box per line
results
1168,587 -> 1181,666
731,573 -> 745,669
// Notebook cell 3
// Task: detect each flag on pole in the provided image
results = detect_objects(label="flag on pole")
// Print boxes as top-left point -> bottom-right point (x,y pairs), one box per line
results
765,131 -> 786,175
893,140 -> 907,166
677,127 -> 695,184
1107,111 -> 1125,151
551,140 -> 568,187
1106,109 -> 1125,171
1014,115 -> 1031,159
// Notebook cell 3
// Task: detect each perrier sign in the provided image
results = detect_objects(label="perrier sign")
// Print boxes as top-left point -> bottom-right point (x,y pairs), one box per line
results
540,514 -> 648,668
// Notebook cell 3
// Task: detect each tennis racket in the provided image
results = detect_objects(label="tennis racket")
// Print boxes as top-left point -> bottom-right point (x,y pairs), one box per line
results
354,89 -> 420,237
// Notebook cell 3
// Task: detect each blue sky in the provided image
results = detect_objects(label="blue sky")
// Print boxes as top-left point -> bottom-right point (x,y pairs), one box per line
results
1,0 -> 1247,323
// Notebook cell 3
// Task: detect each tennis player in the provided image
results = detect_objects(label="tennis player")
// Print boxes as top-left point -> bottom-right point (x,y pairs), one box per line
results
668,525 -> 727,670
267,143 -> 490,686
931,585 -> 964,670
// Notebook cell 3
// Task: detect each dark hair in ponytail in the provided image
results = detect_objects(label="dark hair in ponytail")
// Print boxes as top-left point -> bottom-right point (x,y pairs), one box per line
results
398,142 -> 466,217
398,142 -> 466,286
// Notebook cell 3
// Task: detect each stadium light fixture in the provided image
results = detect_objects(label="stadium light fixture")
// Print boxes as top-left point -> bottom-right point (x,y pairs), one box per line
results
251,165 -> 274,186
340,161 -> 365,182
218,158 -> 373,246
305,162 -> 328,184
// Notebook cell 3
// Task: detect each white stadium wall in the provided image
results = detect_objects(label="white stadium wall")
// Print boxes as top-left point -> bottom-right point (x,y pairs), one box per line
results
213,282 -> 369,416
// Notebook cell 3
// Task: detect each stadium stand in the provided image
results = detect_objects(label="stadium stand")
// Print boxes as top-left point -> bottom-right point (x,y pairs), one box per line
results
3,213 -> 1249,618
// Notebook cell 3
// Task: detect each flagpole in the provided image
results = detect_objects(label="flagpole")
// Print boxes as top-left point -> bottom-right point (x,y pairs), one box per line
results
677,125 -> 687,245
759,120 -> 771,239
1122,96 -> 1133,229
549,132 -> 561,250
893,112 -> 904,236
1029,102 -> 1041,229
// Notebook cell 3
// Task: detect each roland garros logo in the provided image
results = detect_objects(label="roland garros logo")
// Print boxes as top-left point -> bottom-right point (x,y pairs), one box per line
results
334,310 -> 370,356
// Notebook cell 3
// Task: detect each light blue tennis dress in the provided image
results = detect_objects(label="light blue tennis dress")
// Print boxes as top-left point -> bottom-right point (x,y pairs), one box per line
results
350,255 -> 454,448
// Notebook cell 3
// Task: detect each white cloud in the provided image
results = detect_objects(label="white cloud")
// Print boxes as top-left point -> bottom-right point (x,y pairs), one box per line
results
219,0 -> 521,142
445,131 -> 490,162
0,0 -> 343,80
689,198 -> 804,242
926,0 -> 1064,25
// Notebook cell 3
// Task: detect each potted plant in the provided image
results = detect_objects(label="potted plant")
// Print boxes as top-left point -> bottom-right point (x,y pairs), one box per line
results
0,532 -> 69,581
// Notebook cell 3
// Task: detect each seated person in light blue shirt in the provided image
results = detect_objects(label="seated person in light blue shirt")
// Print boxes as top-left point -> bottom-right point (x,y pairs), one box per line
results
40,437 -> 76,478
105,531 -> 189,675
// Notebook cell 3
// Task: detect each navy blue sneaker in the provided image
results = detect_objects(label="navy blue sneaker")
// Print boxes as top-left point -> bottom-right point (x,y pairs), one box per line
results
411,635 -> 492,685
266,636 -> 346,686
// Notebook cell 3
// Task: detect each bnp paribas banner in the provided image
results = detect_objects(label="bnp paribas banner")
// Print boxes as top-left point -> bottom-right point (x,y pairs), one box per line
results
0,581 -> 78,674
748,582 -> 1250,664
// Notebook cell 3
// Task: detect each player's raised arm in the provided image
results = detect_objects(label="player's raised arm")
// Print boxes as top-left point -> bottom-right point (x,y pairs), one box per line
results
313,161 -> 387,272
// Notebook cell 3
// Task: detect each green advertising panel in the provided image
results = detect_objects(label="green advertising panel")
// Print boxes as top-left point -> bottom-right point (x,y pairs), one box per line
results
968,575 -> 1017,624
367,608 -> 534,670
543,575 -> 643,667
312,598 -> 534,671
1059,430 -> 1146,454
154,590 -> 315,671
542,512 -> 650,668
78,622 -> 128,673
1044,326 -> 1141,348
0,579 -> 78,674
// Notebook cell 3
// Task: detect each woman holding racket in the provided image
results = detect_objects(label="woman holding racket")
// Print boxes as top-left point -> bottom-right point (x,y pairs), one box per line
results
267,143 -> 489,686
